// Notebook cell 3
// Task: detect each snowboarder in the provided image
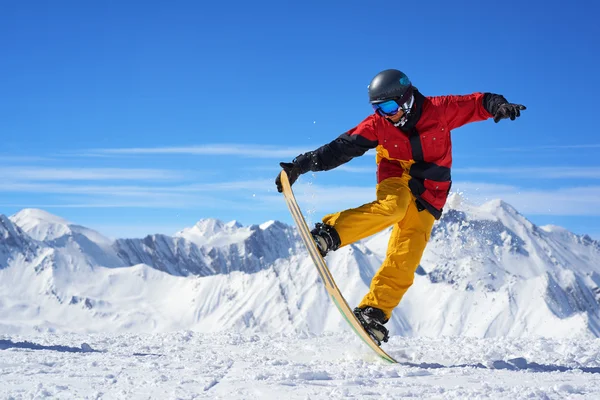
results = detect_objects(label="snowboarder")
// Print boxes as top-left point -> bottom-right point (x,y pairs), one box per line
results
275,69 -> 526,344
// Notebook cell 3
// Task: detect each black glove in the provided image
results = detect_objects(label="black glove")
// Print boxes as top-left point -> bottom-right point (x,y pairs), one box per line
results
275,162 -> 303,193
483,93 -> 526,123
275,152 -> 314,193
493,103 -> 527,123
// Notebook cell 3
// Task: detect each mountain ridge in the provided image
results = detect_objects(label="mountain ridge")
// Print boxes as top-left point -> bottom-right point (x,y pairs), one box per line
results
1,197 -> 599,338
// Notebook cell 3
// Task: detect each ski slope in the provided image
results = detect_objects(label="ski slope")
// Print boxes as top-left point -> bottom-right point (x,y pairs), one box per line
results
2,332 -> 600,399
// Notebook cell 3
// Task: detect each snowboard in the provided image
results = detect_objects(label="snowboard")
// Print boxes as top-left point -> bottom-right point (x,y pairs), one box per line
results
279,171 -> 397,364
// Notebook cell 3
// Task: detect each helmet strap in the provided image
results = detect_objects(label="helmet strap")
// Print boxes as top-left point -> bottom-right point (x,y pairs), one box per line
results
392,115 -> 408,127
391,92 -> 415,127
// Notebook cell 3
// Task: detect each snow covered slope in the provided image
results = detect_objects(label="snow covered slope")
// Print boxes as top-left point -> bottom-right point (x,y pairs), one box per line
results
3,332 -> 600,399
1,197 -> 600,339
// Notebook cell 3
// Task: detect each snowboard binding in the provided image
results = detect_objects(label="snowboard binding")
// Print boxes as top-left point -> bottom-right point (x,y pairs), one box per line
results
310,223 -> 341,257
353,307 -> 390,346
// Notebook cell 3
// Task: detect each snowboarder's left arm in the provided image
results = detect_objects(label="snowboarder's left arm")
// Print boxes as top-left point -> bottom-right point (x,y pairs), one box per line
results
433,93 -> 526,130
276,117 -> 379,192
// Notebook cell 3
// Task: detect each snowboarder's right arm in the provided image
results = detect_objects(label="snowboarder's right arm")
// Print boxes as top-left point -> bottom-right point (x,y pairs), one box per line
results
276,116 -> 379,192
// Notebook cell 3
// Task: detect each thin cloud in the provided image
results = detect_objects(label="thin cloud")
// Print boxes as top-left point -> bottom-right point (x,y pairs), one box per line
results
178,179 -> 274,192
497,144 -> 600,152
0,198 -> 245,210
85,144 -> 377,160
0,179 -> 275,196
0,179 -> 279,213
454,166 -> 600,179
0,191 -> 259,211
3,170 -> 600,218
276,180 -> 600,218
452,181 -> 600,216
0,167 -> 185,181
88,144 -> 316,159
337,165 -> 376,173
0,155 -> 54,162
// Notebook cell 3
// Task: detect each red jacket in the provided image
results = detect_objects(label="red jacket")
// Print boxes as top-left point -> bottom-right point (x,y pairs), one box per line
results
295,90 -> 493,219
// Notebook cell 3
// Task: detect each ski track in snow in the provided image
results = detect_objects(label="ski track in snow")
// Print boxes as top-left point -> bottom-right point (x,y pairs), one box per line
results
1,332 -> 600,399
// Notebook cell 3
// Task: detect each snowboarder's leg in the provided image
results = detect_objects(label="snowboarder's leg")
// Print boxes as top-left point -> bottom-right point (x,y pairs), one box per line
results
321,177 -> 413,247
357,197 -> 435,320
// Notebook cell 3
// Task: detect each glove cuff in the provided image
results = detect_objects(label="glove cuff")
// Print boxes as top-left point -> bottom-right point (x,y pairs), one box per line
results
483,93 -> 508,116
293,152 -> 314,174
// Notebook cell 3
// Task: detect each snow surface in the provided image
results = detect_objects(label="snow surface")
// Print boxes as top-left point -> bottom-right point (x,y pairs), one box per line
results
1,332 -> 600,399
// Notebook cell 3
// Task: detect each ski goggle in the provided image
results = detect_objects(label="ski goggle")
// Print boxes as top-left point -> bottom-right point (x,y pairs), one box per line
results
372,94 -> 415,117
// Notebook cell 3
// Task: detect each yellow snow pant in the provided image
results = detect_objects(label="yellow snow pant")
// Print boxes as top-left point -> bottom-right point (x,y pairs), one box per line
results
322,175 -> 435,320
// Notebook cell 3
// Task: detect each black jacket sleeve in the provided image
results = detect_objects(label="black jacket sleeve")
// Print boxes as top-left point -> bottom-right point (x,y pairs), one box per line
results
293,132 -> 378,174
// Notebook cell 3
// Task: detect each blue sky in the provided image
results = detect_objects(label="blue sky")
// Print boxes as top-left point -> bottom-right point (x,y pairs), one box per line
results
1,1 -> 600,239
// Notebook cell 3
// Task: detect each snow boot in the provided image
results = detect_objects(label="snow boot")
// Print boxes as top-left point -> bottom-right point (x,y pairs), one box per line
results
353,306 -> 390,346
310,223 -> 341,257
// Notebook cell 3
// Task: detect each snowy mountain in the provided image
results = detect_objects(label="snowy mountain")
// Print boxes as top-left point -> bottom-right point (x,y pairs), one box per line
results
1,196 -> 600,339
113,219 -> 298,276
396,195 -> 600,338
9,208 -> 124,270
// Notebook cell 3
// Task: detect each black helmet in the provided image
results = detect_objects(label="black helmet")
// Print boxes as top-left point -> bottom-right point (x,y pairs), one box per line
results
368,69 -> 413,104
